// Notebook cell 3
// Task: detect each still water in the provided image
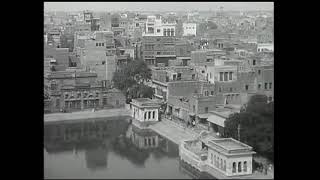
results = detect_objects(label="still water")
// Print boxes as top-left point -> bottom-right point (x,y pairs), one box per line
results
44,118 -> 213,179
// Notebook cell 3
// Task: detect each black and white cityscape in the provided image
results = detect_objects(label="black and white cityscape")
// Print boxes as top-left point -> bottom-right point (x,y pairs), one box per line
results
44,2 -> 274,179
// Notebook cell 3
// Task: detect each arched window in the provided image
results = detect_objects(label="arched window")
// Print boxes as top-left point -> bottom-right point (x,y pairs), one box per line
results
243,161 -> 247,172
232,162 -> 236,173
144,112 -> 147,120
217,157 -> 220,168
148,111 -> 151,119
220,159 -> 223,169
238,162 -> 242,172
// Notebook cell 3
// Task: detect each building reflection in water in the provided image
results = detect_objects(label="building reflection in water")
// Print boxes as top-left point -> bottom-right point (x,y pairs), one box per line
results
44,119 -> 130,171
85,146 -> 108,171
44,118 -> 208,177
111,123 -> 181,167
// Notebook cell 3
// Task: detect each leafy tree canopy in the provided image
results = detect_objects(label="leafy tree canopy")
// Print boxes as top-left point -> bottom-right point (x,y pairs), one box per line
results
112,60 -> 153,100
224,94 -> 274,163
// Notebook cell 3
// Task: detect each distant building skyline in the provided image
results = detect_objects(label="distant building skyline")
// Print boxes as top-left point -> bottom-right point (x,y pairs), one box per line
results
44,2 -> 273,12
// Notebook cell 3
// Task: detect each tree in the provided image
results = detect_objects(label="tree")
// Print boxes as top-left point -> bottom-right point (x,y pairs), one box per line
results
224,94 -> 274,163
112,60 -> 153,100
207,21 -> 218,30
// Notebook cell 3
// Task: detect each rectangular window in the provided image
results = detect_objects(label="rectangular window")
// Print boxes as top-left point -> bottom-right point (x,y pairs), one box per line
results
153,111 -> 155,119
157,29 -> 160,33
193,105 -> 196,113
229,72 -> 233,80
152,138 -> 155,146
230,87 -> 233,92
258,69 -> 261,75
192,74 -> 195,80
173,74 -> 177,80
245,85 -> 249,90
56,99 -> 60,108
224,72 -> 228,81
177,73 -> 181,80
258,84 -> 261,89
205,107 -> 208,113
265,83 -> 268,89
269,82 -> 272,89
103,98 -> 107,105
220,72 -> 223,81
211,91 -> 214,95
96,43 -> 98,46
101,43 -> 104,46
148,138 -> 151,146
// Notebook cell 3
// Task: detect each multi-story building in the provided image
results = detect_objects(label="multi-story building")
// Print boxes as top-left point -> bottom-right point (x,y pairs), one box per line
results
47,29 -> 61,47
166,81 -> 219,129
182,23 -> 197,36
44,46 -> 70,71
83,10 -> 93,24
99,12 -> 112,31
44,70 -> 125,113
91,17 -> 100,31
143,15 -> 176,37
175,40 -> 195,57
60,33 -> 74,52
111,13 -> 120,28
142,36 -> 176,66
151,66 -> 198,101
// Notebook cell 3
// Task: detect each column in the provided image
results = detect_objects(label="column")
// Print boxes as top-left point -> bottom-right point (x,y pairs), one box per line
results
235,161 -> 238,174
99,91 -> 103,107
248,160 -> 252,174
80,92 -> 84,110
156,109 -> 159,121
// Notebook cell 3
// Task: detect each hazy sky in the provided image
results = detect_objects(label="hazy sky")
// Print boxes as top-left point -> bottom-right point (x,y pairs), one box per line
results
44,2 -> 273,12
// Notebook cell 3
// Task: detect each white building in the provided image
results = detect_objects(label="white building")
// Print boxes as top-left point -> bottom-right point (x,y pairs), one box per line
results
143,15 -> 176,37
180,132 -> 256,178
206,138 -> 255,176
130,98 -> 161,122
257,43 -> 274,52
182,23 -> 197,36
206,65 -> 238,84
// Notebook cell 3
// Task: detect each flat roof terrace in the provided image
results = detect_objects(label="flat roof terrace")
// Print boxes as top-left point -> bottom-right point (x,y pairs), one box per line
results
208,138 -> 253,152
131,98 -> 162,108
216,139 -> 247,150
